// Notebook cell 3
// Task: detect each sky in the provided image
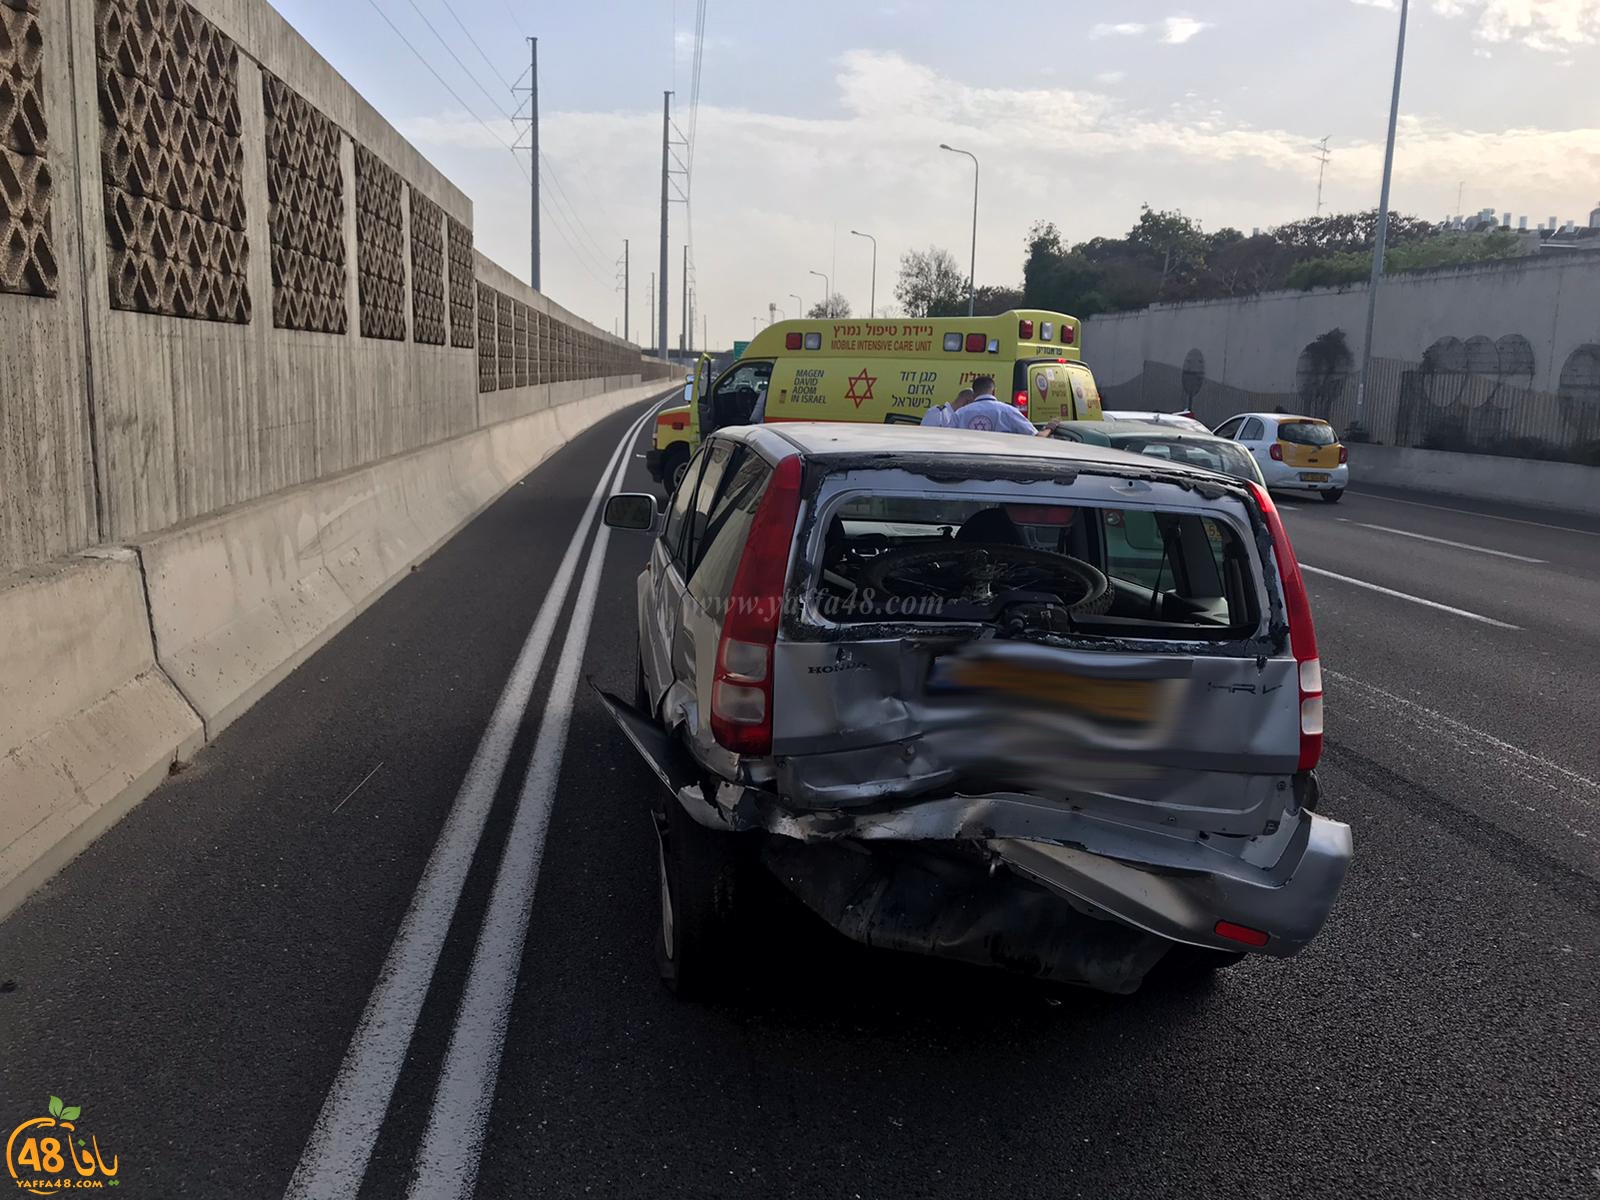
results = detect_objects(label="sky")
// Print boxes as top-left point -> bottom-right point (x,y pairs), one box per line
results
267,0 -> 1600,349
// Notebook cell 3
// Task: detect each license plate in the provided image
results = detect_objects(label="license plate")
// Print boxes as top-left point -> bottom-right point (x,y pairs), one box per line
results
930,659 -> 1156,727
1300,472 -> 1330,482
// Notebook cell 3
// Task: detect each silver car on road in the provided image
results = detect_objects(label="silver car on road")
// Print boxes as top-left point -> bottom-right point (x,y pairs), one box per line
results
600,423 -> 1352,997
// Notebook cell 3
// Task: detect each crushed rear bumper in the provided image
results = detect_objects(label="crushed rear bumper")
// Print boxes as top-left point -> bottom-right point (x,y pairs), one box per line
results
595,684 -> 1353,988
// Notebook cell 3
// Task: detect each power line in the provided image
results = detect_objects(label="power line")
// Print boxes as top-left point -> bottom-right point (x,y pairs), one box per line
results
401,0 -> 514,120
437,0 -> 515,90
539,163 -> 613,281
361,0 -> 515,153
539,151 -> 614,265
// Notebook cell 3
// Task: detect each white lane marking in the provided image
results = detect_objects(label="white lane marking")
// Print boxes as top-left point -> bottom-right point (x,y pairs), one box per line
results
1334,519 -> 1547,563
284,401 -> 662,1200
406,440 -> 626,1199
1300,564 -> 1522,630
1328,670 -> 1599,805
1352,491 -> 1600,538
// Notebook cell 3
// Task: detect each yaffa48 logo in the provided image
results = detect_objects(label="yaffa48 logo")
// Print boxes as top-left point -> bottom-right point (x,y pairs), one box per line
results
6,1094 -> 120,1193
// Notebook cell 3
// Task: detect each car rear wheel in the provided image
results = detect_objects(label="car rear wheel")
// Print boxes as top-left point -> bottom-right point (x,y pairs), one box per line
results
633,652 -> 649,716
660,445 -> 690,497
1320,488 -> 1345,504
655,793 -> 746,999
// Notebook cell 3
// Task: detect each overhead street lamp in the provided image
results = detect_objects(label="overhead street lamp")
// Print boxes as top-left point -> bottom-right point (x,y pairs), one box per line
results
788,292 -> 802,321
1355,0 -> 1409,432
808,270 -> 830,315
850,230 -> 877,318
939,143 -> 979,317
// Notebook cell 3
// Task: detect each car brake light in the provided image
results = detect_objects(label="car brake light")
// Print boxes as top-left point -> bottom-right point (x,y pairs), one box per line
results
1013,390 -> 1028,410
1061,325 -> 1076,345
1246,481 -> 1321,771
710,455 -> 804,756
1269,443 -> 1284,461
965,332 -> 986,353
785,332 -> 802,350
1018,319 -> 1034,339
1215,920 -> 1270,948
1338,446 -> 1349,463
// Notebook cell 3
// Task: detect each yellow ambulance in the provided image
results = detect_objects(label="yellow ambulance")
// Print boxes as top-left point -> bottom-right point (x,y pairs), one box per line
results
644,310 -> 1103,491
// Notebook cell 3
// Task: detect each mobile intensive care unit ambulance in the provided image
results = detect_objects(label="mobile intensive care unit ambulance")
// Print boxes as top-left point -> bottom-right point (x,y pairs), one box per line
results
645,310 -> 1104,491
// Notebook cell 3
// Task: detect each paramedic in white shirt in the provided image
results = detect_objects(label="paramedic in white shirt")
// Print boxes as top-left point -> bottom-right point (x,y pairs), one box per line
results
921,388 -> 973,428
952,375 -> 1058,437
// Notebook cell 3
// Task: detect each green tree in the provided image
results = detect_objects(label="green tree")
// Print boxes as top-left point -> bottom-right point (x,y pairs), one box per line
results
806,293 -> 852,318
894,246 -> 968,316
1022,222 -> 1112,317
972,284 -> 1025,315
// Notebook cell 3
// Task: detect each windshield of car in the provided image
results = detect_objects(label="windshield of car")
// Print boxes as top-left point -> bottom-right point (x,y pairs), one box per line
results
1279,420 -> 1337,446
1109,435 -> 1261,483
809,493 -> 1258,640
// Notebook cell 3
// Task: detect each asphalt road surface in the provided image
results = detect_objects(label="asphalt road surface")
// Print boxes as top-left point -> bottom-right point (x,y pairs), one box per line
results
3,397 -> 1597,1198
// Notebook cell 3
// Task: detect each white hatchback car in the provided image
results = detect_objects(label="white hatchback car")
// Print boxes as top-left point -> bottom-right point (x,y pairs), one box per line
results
1213,413 -> 1349,503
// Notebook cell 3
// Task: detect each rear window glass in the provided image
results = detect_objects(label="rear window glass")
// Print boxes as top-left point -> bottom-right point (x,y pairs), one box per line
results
1279,421 -> 1336,447
1110,436 -> 1259,483
810,494 -> 1258,639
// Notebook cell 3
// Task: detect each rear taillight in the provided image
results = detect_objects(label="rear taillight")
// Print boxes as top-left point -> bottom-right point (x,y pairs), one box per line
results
1269,443 -> 1284,461
1247,482 -> 1322,771
1013,390 -> 1029,410
1018,319 -> 1034,339
1215,920 -> 1270,948
1338,446 -> 1349,464
710,455 -> 804,756
785,332 -> 803,350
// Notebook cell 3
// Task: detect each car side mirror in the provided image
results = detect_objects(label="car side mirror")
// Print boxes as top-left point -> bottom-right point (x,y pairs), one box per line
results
603,493 -> 662,533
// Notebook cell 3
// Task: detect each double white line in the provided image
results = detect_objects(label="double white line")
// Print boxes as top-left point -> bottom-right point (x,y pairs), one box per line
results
285,401 -> 662,1200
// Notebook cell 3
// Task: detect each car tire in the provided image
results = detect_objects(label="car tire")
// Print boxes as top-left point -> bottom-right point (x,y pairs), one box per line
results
660,445 -> 690,497
655,793 -> 745,999
1320,488 -> 1344,504
633,652 -> 649,716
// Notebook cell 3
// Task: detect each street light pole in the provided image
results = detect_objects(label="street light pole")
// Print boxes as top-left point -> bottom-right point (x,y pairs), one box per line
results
788,293 -> 802,322
850,230 -> 877,317
1355,0 -> 1409,432
940,143 -> 979,316
808,270 -> 829,316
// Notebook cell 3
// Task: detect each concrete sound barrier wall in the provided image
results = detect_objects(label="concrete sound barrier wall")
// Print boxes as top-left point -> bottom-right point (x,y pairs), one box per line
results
1349,445 -> 1600,517
0,553 -> 204,918
1,380 -> 671,919
140,380 -> 669,736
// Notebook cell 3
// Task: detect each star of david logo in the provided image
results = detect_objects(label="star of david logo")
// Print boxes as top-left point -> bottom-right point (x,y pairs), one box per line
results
845,367 -> 877,408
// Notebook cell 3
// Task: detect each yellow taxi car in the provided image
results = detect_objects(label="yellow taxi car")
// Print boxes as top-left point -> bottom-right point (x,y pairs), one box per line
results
1212,412 -> 1349,503
645,311 -> 1103,492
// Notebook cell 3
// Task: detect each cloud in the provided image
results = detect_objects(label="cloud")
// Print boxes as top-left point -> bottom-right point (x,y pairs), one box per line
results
1090,16 -> 1210,44
394,50 -> 1600,343
1096,70 -> 1127,84
1359,0 -> 1600,49
1162,16 -> 1211,42
1090,22 -> 1146,37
